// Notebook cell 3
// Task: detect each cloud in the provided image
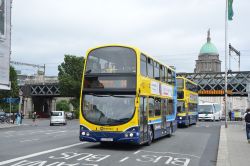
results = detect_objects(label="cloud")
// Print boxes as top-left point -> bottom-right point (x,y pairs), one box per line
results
11,0 -> 250,75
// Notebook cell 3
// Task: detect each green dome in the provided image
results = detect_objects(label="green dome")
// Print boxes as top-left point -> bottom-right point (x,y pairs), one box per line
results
199,42 -> 218,55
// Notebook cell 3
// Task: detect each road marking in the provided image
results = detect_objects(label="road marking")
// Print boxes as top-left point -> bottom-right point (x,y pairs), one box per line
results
135,150 -> 200,159
20,138 -> 39,143
0,142 -> 87,165
119,157 -> 129,162
45,131 -> 66,135
134,151 -> 140,154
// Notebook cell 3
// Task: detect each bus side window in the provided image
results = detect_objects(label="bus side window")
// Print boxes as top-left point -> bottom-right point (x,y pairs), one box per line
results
154,98 -> 161,116
164,67 -> 168,83
140,54 -> 147,76
161,99 -> 168,115
167,69 -> 172,84
147,58 -> 154,79
172,72 -> 176,85
154,61 -> 160,80
160,65 -> 165,82
148,97 -> 155,117
167,99 -> 173,115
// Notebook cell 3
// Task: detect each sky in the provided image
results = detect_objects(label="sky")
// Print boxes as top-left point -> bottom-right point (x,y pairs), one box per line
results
11,0 -> 250,76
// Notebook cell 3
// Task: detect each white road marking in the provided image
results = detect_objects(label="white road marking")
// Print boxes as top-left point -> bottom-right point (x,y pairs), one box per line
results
119,157 -> 129,162
133,150 -> 141,154
0,142 -> 87,165
45,131 -> 66,135
20,139 -> 39,143
135,150 -> 200,159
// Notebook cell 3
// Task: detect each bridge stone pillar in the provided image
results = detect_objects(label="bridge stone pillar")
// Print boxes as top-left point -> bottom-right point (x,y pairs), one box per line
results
51,98 -> 57,111
23,97 -> 33,117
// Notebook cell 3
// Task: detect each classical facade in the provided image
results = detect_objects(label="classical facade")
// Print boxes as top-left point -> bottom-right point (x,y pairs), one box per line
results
194,30 -> 221,73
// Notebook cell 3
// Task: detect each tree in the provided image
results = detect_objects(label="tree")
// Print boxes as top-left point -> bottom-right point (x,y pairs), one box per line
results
0,66 -> 19,111
56,100 -> 70,112
58,55 -> 84,109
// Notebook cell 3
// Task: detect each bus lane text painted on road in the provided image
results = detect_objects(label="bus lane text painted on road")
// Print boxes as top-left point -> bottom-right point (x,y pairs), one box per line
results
9,150 -> 194,166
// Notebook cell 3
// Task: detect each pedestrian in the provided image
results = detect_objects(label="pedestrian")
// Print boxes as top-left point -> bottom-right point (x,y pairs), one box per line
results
228,110 -> 232,121
15,112 -> 21,125
12,112 -> 15,124
244,108 -> 250,143
20,112 -> 24,124
32,112 -> 37,126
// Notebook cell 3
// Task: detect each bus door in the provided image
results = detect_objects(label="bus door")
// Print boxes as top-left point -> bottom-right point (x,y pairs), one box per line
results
139,97 -> 148,143
161,99 -> 167,131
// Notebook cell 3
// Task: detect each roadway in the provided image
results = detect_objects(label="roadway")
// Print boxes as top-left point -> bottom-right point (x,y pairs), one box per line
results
0,119 -> 221,166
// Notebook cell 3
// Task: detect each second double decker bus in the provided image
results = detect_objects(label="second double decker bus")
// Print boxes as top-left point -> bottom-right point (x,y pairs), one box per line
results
79,44 -> 177,145
176,77 -> 198,127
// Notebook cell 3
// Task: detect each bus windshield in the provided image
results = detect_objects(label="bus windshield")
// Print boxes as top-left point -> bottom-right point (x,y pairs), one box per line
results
198,105 -> 213,114
82,94 -> 135,125
86,46 -> 136,74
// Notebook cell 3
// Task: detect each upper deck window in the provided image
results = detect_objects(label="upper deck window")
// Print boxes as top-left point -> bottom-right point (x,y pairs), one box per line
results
86,46 -> 136,74
154,61 -> 160,80
140,54 -> 147,76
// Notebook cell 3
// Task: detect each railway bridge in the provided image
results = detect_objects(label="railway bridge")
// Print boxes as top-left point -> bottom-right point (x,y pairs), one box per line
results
19,71 -> 250,117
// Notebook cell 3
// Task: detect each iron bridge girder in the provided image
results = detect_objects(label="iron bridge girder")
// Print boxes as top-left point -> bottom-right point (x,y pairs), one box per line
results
177,71 -> 250,96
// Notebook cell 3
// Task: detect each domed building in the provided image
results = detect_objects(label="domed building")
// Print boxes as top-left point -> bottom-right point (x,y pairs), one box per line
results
194,30 -> 221,73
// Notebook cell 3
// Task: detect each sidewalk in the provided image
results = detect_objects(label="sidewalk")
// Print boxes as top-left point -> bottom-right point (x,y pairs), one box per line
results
217,122 -> 250,166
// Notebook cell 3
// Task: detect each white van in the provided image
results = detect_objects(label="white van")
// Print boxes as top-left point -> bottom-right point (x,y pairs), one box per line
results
50,111 -> 67,126
198,103 -> 221,121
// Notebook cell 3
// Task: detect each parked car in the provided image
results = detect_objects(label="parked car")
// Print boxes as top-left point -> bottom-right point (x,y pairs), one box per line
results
0,111 -> 6,123
50,111 -> 67,126
65,112 -> 73,120
198,103 -> 221,121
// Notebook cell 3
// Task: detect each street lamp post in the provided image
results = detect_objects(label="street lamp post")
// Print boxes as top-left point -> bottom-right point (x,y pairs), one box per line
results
224,0 -> 229,128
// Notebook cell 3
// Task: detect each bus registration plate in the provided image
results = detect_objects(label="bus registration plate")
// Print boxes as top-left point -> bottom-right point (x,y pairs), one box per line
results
101,138 -> 113,142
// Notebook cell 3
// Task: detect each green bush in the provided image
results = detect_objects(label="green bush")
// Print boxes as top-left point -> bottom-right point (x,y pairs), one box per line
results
74,110 -> 79,119
56,100 -> 70,112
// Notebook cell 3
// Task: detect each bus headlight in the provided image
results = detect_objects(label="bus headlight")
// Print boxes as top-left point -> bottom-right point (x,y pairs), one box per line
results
86,132 -> 90,136
125,133 -> 128,137
179,117 -> 182,120
81,132 -> 86,136
129,133 -> 134,137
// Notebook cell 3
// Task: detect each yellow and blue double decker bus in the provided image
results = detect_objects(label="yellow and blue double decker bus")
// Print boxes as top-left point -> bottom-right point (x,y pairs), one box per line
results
79,44 -> 177,145
176,77 -> 198,127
